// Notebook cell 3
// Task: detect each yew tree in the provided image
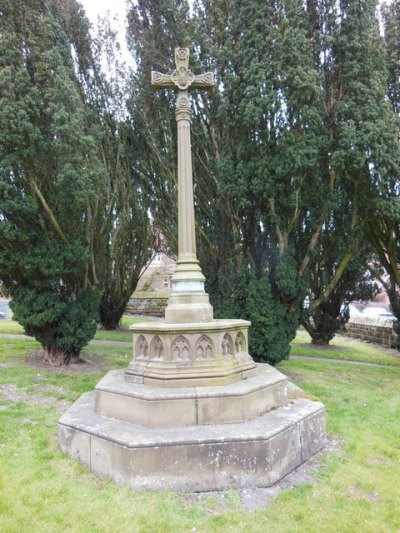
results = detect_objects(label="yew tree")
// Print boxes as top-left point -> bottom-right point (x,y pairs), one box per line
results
0,0 -> 104,364
368,0 -> 400,348
78,14 -> 155,330
126,0 -> 400,358
301,0 -> 397,343
0,0 -> 156,361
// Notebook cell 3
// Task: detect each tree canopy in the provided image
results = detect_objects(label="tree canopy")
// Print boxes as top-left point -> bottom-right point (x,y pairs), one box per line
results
0,0 -> 154,362
1,0 -> 399,364
125,0 -> 400,358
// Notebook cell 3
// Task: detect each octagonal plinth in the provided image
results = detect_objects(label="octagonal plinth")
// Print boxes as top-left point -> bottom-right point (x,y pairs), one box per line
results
127,319 -> 257,387
58,391 -> 326,492
95,366 -> 289,428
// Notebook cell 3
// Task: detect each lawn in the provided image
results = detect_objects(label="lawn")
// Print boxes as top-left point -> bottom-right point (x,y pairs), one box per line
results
290,328 -> 400,367
0,316 -> 159,343
0,335 -> 399,532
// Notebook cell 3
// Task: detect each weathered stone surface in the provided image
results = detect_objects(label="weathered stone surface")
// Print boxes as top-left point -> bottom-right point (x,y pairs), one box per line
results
128,319 -> 257,387
95,366 -> 289,427
126,320 -> 256,387
125,296 -> 168,317
58,423 -> 90,465
58,391 -> 325,492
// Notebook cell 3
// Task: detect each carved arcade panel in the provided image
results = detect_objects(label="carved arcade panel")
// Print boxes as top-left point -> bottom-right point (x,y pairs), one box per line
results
150,335 -> 165,359
195,335 -> 213,359
135,335 -> 149,360
221,333 -> 233,357
235,331 -> 246,353
172,335 -> 191,360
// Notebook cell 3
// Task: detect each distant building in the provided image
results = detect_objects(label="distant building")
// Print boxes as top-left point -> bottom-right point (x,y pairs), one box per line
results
126,252 -> 176,317
136,252 -> 176,293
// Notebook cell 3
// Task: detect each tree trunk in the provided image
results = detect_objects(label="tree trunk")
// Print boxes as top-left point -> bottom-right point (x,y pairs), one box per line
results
44,346 -> 82,366
387,285 -> 400,351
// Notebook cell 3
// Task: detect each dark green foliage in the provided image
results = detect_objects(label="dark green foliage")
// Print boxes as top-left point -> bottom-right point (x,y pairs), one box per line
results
207,268 -> 298,364
10,286 -> 99,365
0,0 -> 155,356
128,0 -> 398,362
0,0 -> 103,363
76,14 -> 155,330
244,274 -> 299,364
299,0 -> 399,345
365,1 -> 400,350
126,0 -> 193,252
0,181 -> 100,364
192,0 -> 328,361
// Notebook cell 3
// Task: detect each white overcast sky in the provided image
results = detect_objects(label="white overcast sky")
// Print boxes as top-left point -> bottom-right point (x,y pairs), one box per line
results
78,0 -> 133,66
79,0 -> 128,25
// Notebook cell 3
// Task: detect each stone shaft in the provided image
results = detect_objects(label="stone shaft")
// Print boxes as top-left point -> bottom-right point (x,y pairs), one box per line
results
174,92 -> 203,282
151,47 -> 214,322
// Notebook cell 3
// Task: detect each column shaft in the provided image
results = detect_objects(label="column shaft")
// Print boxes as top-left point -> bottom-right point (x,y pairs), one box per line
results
177,118 -> 196,261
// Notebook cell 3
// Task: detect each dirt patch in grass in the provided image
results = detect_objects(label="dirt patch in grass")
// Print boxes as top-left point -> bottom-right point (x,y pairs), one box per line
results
278,369 -> 304,382
184,437 -> 341,513
0,383 -> 71,413
25,350 -> 106,374
348,485 -> 379,503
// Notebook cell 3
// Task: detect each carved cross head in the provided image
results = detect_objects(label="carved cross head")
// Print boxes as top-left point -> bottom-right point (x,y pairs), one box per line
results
151,47 -> 214,92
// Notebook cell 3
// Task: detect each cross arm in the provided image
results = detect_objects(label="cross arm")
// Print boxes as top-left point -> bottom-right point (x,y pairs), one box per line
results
151,71 -> 175,90
192,72 -> 214,91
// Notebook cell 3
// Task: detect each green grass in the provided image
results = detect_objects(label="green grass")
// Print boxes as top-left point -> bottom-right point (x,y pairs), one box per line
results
0,316 -> 159,343
290,329 -> 400,366
94,317 -> 160,342
0,336 -> 400,532
0,319 -> 24,334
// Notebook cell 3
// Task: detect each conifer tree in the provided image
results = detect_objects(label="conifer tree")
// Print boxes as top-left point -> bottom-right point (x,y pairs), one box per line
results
0,0 -> 103,364
299,0 -> 391,343
126,0 -> 193,252
125,0 -> 400,358
372,0 -> 400,348
324,0 -> 400,349
75,13 -> 155,330
0,0 -> 155,352
191,0 -> 331,361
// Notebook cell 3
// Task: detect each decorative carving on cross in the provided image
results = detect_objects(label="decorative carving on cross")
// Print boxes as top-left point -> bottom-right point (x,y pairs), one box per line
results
151,48 -> 214,93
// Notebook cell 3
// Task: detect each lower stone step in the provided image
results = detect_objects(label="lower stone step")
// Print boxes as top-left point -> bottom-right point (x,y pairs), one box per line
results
58,392 -> 326,491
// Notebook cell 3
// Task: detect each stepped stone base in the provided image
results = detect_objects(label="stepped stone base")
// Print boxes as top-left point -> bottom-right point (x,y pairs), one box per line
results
95,367 -> 289,427
58,368 -> 326,492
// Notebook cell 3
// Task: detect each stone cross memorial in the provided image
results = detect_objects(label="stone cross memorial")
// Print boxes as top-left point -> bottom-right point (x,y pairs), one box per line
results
151,48 -> 214,322
151,47 -> 214,323
58,48 -> 326,492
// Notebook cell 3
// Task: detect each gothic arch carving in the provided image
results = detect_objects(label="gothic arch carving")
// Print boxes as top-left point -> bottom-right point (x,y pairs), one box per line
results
172,335 -> 191,360
221,333 -> 233,357
195,335 -> 213,359
150,335 -> 165,359
235,331 -> 246,353
135,335 -> 149,360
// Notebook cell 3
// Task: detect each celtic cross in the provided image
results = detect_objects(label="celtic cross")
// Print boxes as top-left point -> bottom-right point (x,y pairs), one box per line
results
151,47 -> 214,93
151,48 -> 214,322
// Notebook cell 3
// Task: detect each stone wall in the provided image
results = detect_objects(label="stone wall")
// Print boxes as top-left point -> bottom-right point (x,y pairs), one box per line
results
126,292 -> 169,317
345,317 -> 397,348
